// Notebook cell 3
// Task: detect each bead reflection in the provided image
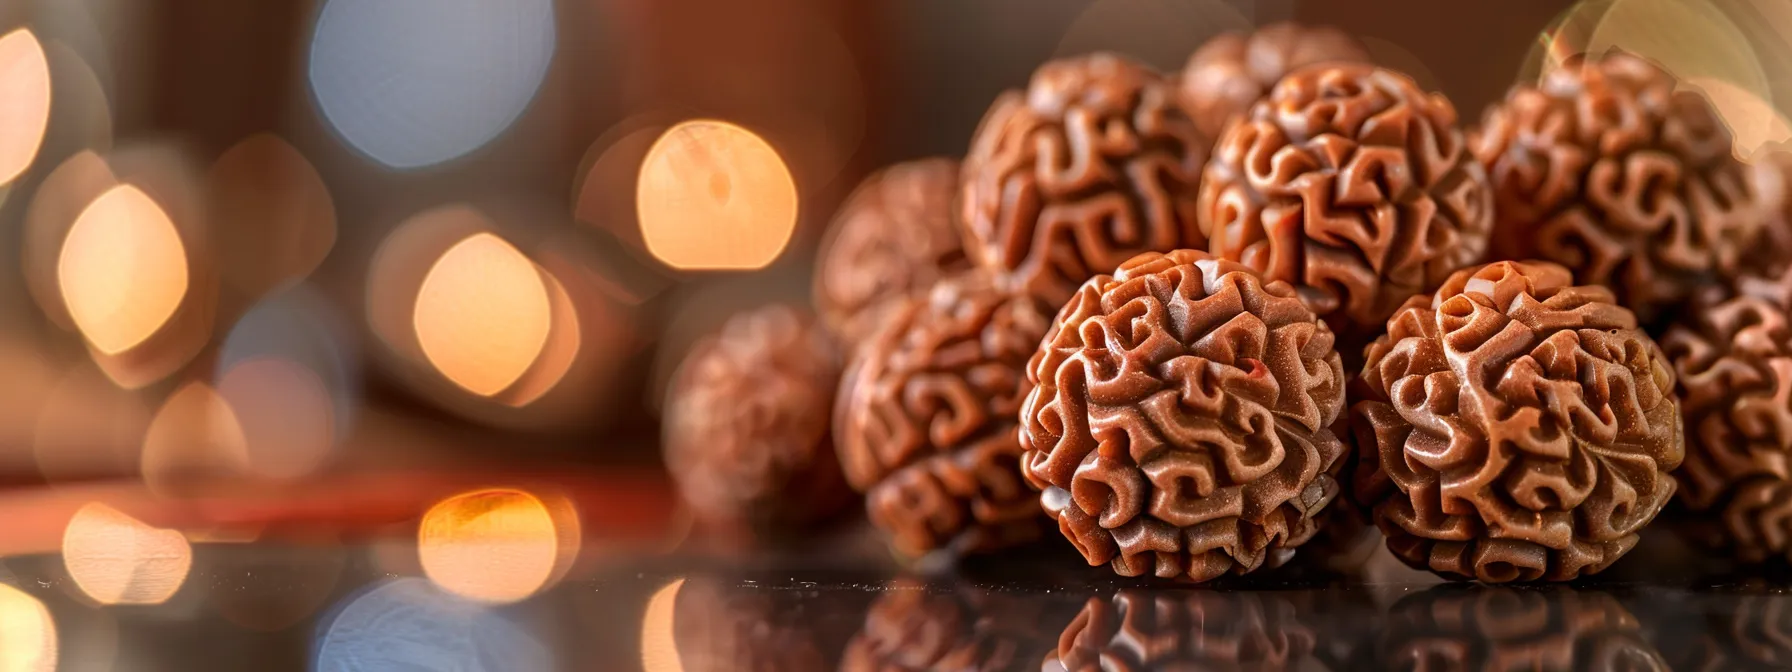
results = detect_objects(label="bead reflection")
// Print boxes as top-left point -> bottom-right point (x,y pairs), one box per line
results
1374,586 -> 1666,670
1660,584 -> 1792,670
0,584 -> 55,672
843,579 -> 1062,671
313,578 -> 551,672
60,502 -> 192,606
1050,590 -> 1321,670
672,577 -> 828,672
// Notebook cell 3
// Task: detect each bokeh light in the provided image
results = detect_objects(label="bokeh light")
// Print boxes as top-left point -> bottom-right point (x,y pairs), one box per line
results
1524,0 -> 1786,160
57,184 -> 187,356
413,233 -> 552,397
0,29 -> 52,186
0,583 -> 55,672
35,597 -> 115,672
308,0 -> 556,168
1584,0 -> 1763,86
1524,1 -> 1625,84
371,217 -> 633,427
636,120 -> 797,271
215,288 -> 357,480
22,150 -> 115,332
216,359 -> 333,479
76,144 -> 218,388
366,204 -> 492,363
418,488 -> 579,604
140,381 -> 249,495
27,146 -> 216,389
370,205 -> 609,421
1053,0 -> 1250,71
313,578 -> 552,672
1587,0 -> 1775,158
1685,77 -> 1792,160
572,118 -> 666,244
207,134 -> 336,298
61,502 -> 192,606
1752,0 -> 1792,39
641,579 -> 684,672
496,270 -> 581,408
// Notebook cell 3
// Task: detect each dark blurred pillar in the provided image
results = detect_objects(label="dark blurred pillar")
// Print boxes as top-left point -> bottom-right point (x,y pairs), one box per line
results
139,0 -> 311,154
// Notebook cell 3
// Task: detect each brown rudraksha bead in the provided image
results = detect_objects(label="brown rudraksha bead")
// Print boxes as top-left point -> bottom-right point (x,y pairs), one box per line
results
1178,22 -> 1371,142
1353,261 -> 1683,582
1662,265 -> 1792,564
663,305 -> 852,534
1198,62 -> 1494,337
1048,590 -> 1320,670
959,53 -> 1209,308
1470,51 -> 1761,323
834,274 -> 1052,557
1019,249 -> 1348,582
1373,587 -> 1667,670
814,158 -> 972,344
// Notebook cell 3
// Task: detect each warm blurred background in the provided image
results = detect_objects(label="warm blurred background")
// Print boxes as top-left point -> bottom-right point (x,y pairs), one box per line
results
0,1 -> 1790,661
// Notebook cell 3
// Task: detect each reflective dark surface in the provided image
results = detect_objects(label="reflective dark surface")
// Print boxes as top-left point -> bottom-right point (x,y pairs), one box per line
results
5,526 -> 1792,671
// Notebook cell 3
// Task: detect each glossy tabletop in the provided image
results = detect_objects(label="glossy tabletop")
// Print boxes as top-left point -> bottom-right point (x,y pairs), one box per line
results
2,523 -> 1789,672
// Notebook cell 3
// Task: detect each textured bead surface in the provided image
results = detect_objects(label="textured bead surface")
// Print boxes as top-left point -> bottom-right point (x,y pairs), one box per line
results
1662,266 -> 1792,564
835,275 -> 1052,556
1471,52 -> 1761,322
1352,261 -> 1683,582
1020,249 -> 1347,582
1198,62 -> 1494,336
960,53 -> 1209,307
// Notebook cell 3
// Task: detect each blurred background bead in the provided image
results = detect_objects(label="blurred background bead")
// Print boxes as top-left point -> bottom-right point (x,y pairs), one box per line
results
812,158 -> 968,346
663,305 -> 852,536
